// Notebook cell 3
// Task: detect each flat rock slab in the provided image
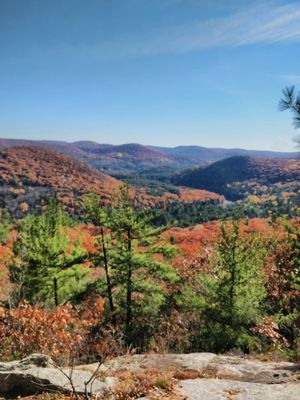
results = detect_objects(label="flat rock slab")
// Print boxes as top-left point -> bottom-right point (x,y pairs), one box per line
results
205,355 -> 297,384
84,353 -> 299,385
86,353 -> 217,373
0,355 -> 107,397
1,353 -> 300,398
179,379 -> 300,400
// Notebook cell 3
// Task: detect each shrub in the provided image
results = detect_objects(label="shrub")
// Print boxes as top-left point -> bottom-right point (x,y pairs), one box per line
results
0,296 -> 104,363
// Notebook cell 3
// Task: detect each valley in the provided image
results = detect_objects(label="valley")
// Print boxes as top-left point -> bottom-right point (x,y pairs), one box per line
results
0,140 -> 298,222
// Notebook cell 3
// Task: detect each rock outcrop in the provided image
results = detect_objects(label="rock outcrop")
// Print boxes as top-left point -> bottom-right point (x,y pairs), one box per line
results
1,353 -> 299,399
179,378 -> 300,400
92,353 -> 300,399
0,354 -> 107,397
92,352 -> 299,384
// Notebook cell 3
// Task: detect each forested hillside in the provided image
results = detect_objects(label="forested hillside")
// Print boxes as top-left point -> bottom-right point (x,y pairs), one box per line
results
173,155 -> 300,200
0,146 -> 225,218
0,138 -> 297,176
0,146 -> 121,217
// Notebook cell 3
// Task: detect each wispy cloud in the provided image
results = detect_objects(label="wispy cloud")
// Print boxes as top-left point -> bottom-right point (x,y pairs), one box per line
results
22,0 -> 300,62
95,0 -> 300,58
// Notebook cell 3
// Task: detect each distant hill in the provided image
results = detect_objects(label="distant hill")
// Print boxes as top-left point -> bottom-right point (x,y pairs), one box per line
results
0,138 -> 86,158
0,146 -> 121,217
0,139 -> 297,177
74,141 -> 172,161
153,145 -> 299,164
172,156 -> 300,200
0,145 -> 225,217
74,142 -> 178,174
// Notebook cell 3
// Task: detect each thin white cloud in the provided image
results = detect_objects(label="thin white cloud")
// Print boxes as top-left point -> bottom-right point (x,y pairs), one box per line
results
21,0 -> 300,62
96,0 -> 300,57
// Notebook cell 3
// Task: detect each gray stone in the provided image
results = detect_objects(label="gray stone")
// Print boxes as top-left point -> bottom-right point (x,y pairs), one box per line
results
86,353 -> 298,384
216,365 -> 243,380
94,352 -> 216,374
0,356 -> 108,397
1,353 -> 299,399
179,379 -> 300,400
0,353 -> 52,371
205,355 -> 296,384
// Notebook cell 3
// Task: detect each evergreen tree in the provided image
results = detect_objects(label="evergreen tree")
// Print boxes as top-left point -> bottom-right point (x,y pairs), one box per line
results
279,86 -> 300,145
82,191 -> 115,313
197,222 -> 267,352
10,199 -> 89,306
108,186 -> 178,347
0,210 -> 10,245
281,221 -> 300,354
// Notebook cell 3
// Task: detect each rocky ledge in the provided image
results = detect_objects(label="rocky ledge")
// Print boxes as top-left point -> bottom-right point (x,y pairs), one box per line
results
0,354 -> 108,398
0,353 -> 299,399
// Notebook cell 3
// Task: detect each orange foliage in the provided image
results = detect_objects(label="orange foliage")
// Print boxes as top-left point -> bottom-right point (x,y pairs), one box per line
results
0,230 -> 17,301
253,317 -> 288,347
134,187 -> 223,208
163,221 -> 221,257
0,245 -> 10,300
164,218 -> 287,258
162,218 -> 294,283
0,146 -> 224,215
0,146 -> 121,211
0,296 -> 104,361
19,202 -> 29,212
66,224 -> 101,256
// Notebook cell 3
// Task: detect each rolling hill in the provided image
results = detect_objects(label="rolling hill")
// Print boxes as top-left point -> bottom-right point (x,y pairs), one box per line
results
154,145 -> 299,164
0,146 -> 121,217
172,156 -> 300,200
0,139 -> 179,175
0,146 -> 224,218
0,139 -> 297,178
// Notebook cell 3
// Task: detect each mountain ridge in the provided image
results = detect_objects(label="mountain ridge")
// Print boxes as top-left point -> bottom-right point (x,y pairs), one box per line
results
0,139 -> 297,178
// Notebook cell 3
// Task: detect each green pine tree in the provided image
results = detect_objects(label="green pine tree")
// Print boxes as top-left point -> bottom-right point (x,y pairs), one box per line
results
108,186 -> 178,347
82,191 -> 115,313
10,199 -> 89,306
197,222 -> 267,352
0,210 -> 10,245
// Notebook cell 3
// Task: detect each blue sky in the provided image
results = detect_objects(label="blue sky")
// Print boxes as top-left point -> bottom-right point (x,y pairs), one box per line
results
1,0 -> 300,151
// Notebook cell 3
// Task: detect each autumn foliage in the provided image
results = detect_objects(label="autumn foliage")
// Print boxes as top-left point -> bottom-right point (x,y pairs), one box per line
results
0,146 -> 121,214
0,146 -> 225,218
0,184 -> 299,361
0,297 -> 104,362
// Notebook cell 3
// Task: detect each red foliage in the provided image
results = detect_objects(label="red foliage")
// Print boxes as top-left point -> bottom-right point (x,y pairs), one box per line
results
0,146 -> 121,211
253,317 -> 288,347
263,238 -> 300,312
66,224 -> 101,256
164,218 -> 287,258
0,146 -> 224,214
163,221 -> 221,257
0,297 -> 104,361
0,230 -> 17,301
134,187 -> 223,208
